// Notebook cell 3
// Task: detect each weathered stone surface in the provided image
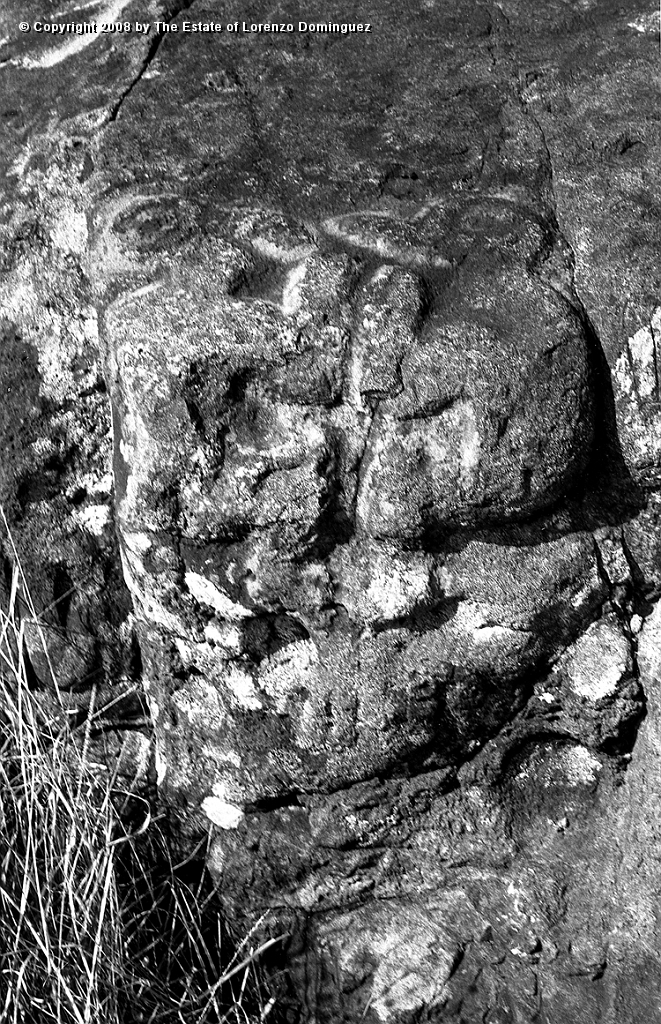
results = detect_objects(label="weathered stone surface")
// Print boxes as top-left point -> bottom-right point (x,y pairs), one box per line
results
0,0 -> 178,774
4,0 -> 661,1021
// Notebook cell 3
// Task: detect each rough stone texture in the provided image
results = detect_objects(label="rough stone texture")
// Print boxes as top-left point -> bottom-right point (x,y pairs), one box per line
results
0,0 -> 181,782
4,0 -> 661,1021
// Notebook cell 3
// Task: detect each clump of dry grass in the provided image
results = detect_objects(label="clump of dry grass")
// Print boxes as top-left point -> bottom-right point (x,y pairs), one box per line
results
0,515 -> 281,1024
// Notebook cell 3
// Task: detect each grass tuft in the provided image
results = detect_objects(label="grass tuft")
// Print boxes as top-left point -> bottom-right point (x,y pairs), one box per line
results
0,512 -> 281,1024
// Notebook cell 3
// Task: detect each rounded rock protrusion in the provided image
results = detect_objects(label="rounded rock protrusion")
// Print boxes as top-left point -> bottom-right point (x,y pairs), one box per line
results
356,273 -> 593,538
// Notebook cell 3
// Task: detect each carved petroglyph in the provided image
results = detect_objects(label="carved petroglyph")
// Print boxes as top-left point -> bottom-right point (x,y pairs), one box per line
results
6,1 -> 661,1014
88,183 -> 622,829
94,190 -> 594,546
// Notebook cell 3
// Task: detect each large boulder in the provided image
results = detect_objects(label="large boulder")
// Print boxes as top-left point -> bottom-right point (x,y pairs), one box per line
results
2,0 -> 661,1020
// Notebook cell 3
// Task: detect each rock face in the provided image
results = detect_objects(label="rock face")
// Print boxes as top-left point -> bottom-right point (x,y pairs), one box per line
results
3,0 -> 661,1020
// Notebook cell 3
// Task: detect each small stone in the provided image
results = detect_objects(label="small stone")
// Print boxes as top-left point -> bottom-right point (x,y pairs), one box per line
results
555,618 -> 631,703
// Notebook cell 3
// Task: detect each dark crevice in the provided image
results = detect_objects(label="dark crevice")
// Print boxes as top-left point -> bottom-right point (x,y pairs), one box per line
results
371,596 -> 460,636
184,396 -> 205,438
621,531 -> 658,610
591,536 -> 615,600
592,532 -> 648,756
107,34 -> 163,123
604,133 -> 645,160
496,414 -> 509,440
52,564 -> 74,629
129,630 -> 144,682
241,614 -> 310,665
244,759 -> 459,818
570,289 -> 646,518
108,1 -> 198,123
86,714 -> 152,737
508,95 -> 646,535
400,393 -> 463,422
300,433 -> 356,561
244,792 -> 303,815
17,646 -> 44,693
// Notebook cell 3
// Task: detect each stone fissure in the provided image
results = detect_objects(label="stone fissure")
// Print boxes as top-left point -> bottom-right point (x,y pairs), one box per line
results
107,0 -> 199,123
